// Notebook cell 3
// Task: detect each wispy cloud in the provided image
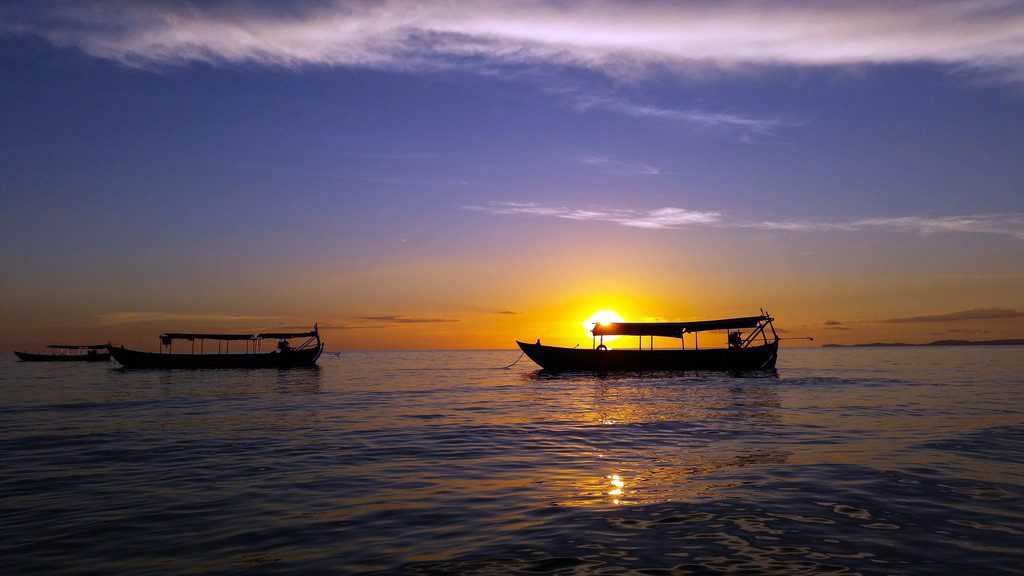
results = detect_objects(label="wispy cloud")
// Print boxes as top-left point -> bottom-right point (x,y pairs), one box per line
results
571,96 -> 784,135
465,202 -> 1024,240
463,202 -> 722,229
882,308 -> 1024,323
99,312 -> 282,325
5,1 -> 1024,82
496,310 -> 520,315
823,320 -> 850,331
360,315 -> 461,324
574,154 -> 660,175
753,214 -> 1024,239
284,322 -> 387,331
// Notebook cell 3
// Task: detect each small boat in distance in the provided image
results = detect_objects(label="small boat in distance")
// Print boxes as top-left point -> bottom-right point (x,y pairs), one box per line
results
517,313 -> 779,372
14,344 -> 111,362
108,325 -> 324,369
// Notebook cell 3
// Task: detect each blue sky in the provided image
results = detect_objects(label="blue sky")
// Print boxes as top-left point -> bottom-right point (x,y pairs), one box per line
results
2,1 -> 1023,348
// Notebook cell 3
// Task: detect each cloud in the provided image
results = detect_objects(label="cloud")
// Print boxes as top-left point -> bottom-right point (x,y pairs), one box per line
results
5,1 -> 1024,82
496,310 -> 519,315
571,96 -> 784,135
882,308 -> 1024,323
359,315 -> 461,324
575,154 -> 660,175
463,202 -> 722,229
99,312 -> 282,325
754,214 -> 1024,239
284,322 -> 387,330
464,202 -> 1024,240
823,320 -> 850,330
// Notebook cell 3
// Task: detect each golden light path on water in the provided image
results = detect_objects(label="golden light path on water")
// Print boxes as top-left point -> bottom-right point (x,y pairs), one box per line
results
608,474 -> 625,505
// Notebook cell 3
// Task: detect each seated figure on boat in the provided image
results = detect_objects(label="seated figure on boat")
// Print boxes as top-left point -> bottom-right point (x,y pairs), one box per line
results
728,331 -> 743,349
277,339 -> 292,353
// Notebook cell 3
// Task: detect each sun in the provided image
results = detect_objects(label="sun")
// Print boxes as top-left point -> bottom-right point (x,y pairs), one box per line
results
583,309 -> 625,341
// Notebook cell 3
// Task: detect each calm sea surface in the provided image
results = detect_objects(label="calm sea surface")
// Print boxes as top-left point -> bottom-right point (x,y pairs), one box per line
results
2,348 -> 1022,574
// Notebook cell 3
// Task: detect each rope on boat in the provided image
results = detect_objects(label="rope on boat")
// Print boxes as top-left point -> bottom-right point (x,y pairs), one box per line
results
500,351 -> 527,369
758,350 -> 778,370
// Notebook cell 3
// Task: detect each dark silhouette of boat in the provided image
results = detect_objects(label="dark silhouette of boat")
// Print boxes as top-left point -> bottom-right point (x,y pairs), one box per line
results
14,344 -> 111,362
517,313 -> 780,372
108,326 -> 324,369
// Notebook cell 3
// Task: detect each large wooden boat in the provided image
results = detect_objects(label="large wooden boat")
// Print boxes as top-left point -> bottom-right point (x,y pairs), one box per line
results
108,326 -> 324,369
14,344 -> 111,362
518,314 -> 780,372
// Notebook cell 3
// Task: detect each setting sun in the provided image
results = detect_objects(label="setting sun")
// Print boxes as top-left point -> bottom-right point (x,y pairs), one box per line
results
583,309 -> 625,341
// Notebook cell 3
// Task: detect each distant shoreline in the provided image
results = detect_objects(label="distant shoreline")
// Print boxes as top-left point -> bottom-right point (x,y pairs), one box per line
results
821,339 -> 1024,348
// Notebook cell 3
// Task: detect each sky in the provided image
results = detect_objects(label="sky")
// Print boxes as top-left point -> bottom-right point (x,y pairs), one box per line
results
1,0 -> 1023,350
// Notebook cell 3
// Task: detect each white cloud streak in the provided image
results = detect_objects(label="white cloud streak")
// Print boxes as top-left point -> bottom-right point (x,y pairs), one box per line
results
465,202 -> 1024,239
463,202 -> 722,229
571,96 -> 784,134
575,154 -> 660,175
4,1 -> 1024,81
752,214 -> 1024,239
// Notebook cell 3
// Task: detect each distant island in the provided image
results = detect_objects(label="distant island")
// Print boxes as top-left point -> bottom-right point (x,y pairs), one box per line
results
822,339 -> 1024,348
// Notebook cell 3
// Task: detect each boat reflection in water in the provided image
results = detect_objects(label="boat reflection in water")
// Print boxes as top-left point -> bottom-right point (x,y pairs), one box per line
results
108,325 -> 323,369
518,312 -> 794,372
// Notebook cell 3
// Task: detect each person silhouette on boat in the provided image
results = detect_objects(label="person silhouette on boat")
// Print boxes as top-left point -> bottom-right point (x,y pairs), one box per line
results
728,331 -> 743,349
277,339 -> 292,353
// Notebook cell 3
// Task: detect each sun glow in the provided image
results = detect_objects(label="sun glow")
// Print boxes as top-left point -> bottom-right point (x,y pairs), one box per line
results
583,309 -> 625,342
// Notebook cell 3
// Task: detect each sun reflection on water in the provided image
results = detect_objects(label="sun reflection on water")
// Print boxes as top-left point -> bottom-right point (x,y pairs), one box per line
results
608,474 -> 625,504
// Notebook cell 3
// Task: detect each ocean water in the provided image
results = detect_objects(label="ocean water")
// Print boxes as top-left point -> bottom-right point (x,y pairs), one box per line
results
1,347 -> 1022,575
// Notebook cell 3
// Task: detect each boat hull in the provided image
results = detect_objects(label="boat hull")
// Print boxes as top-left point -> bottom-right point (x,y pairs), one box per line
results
516,340 -> 778,373
14,351 -> 111,362
108,344 -> 323,369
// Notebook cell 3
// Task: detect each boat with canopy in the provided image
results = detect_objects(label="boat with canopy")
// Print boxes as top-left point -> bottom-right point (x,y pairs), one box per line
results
14,344 -> 111,362
108,325 -> 324,369
517,313 -> 780,372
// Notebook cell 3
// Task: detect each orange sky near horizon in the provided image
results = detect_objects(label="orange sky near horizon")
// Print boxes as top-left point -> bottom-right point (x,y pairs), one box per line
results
2,177 -> 1022,352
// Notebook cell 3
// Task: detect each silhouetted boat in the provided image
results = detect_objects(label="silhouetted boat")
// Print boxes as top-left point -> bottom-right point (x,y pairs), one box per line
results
14,344 -> 111,362
108,326 -> 324,369
518,314 -> 779,372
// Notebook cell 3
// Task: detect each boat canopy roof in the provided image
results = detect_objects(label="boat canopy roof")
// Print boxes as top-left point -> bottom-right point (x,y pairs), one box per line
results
592,315 -> 771,338
160,333 -> 255,342
258,330 -> 317,340
47,344 -> 107,350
